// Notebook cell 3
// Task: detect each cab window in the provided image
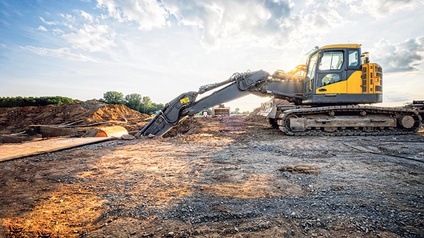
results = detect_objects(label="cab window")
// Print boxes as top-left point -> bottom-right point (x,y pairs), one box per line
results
307,52 -> 318,81
348,50 -> 359,67
319,51 -> 344,70
306,52 -> 318,92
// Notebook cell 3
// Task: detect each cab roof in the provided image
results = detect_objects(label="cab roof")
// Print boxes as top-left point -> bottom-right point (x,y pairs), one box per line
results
321,44 -> 361,49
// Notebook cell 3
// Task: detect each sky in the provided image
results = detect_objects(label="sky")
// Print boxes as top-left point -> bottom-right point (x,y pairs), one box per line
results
0,0 -> 423,112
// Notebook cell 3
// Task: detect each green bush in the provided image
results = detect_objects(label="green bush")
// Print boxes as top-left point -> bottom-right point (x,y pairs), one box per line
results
0,96 -> 79,107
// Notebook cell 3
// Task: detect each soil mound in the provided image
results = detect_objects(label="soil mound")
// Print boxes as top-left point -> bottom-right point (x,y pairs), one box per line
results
0,101 -> 150,134
245,107 -> 268,124
245,99 -> 291,125
164,116 -> 207,137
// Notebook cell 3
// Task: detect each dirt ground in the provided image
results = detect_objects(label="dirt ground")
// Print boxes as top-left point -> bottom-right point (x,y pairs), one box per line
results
0,114 -> 423,237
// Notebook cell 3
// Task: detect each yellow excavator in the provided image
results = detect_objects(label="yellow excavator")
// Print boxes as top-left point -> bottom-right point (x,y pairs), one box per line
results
141,44 -> 422,136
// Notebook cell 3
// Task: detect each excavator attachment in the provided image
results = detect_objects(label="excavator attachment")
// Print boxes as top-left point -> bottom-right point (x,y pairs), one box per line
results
140,91 -> 198,136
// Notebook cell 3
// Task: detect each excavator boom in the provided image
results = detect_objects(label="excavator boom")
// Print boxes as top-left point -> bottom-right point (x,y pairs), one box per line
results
140,70 -> 271,136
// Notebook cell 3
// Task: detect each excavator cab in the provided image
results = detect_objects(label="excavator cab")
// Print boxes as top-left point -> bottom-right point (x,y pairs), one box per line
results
301,44 -> 382,105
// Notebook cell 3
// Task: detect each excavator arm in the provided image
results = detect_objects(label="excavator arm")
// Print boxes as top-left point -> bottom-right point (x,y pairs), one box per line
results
140,70 -> 271,136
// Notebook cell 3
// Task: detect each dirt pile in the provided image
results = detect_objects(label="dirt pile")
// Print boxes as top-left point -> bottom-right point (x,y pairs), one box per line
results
165,117 -> 218,137
245,107 -> 268,125
0,101 -> 150,134
245,98 -> 291,125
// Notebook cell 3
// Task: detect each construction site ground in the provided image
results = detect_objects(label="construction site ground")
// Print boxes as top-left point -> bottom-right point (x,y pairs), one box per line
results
1,112 -> 424,237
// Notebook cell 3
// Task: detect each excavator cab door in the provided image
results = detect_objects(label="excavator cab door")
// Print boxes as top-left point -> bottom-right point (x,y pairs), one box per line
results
303,49 -> 348,97
315,50 -> 347,90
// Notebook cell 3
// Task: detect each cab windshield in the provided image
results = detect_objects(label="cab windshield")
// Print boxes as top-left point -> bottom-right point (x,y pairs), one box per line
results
319,51 -> 344,70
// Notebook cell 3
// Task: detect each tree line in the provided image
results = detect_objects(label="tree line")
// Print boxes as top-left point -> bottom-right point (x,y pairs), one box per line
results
0,96 -> 78,107
0,92 -> 164,115
101,91 -> 164,114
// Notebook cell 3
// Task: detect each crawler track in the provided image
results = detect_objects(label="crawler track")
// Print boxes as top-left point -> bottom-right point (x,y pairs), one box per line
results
279,105 -> 422,136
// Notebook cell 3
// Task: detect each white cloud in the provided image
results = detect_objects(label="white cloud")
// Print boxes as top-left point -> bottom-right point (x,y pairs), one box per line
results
39,16 -> 57,25
59,13 -> 77,23
280,1 -> 347,48
37,26 -> 47,31
164,0 -> 297,48
62,23 -> 116,52
91,0 -> 352,49
91,0 -> 299,49
373,37 -> 424,73
347,0 -> 423,18
79,10 -> 94,22
96,0 -> 125,22
22,46 -> 99,62
96,0 -> 169,30
41,11 -> 117,52
52,28 -> 64,35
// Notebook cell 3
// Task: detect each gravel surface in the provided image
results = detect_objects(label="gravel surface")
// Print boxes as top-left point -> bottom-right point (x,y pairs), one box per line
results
0,115 -> 423,237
